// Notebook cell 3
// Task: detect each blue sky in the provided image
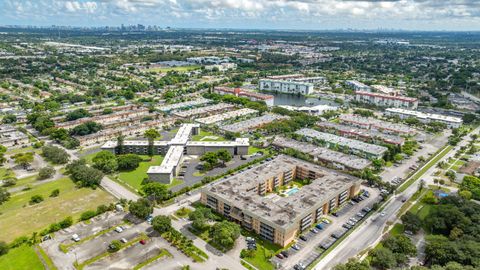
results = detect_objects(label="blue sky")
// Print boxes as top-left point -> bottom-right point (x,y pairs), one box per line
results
1,0 -> 480,30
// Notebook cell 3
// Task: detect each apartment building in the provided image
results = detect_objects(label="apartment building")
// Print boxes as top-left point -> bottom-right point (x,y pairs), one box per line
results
0,125 -> 29,148
271,136 -> 371,171
173,103 -> 235,119
195,108 -> 258,125
201,155 -> 362,247
384,108 -> 463,128
101,124 -> 249,183
220,114 -> 289,133
56,108 -> 150,129
345,80 -> 371,91
355,91 -> 418,109
295,128 -> 388,159
259,79 -> 314,95
214,86 -> 274,106
339,114 -> 417,136
158,98 -> 211,113
317,122 -> 405,146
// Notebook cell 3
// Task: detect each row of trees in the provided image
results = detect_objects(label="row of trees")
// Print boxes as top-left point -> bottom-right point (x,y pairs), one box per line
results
92,150 -> 143,174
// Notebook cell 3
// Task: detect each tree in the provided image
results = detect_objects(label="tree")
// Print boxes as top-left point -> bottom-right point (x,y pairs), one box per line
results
370,247 -> 397,269
383,235 -> 417,256
116,134 -> 125,154
445,170 -> 456,182
66,159 -> 103,188
38,166 -> 55,180
70,121 -> 102,136
12,152 -> 34,169
334,259 -> 370,270
216,149 -> 232,166
401,212 -> 422,233
41,145 -> 69,164
152,215 -> 172,234
129,198 -> 153,219
92,151 -> 118,173
209,221 -> 241,250
29,195 -> 44,204
460,175 -> 480,200
109,240 -> 122,252
117,154 -> 142,171
200,151 -> 218,170
0,241 -> 9,256
144,129 -> 160,157
49,128 -> 70,142
2,114 -> 16,124
458,190 -> 472,200
142,182 -> 170,202
0,187 -> 10,205
50,189 -> 60,197
66,108 -> 91,121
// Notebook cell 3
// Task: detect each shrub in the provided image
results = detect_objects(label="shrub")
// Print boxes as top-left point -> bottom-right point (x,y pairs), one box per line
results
29,195 -> 44,204
80,210 -> 97,221
50,189 -> 60,197
38,166 -> 55,180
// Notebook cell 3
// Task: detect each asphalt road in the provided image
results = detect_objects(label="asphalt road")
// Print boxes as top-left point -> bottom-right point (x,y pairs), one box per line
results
313,126 -> 480,270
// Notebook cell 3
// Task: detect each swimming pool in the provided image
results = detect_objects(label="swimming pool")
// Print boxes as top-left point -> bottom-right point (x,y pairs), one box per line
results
286,187 -> 300,196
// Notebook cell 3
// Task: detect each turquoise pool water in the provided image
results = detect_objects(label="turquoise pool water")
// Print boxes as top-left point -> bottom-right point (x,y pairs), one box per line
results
286,187 -> 300,196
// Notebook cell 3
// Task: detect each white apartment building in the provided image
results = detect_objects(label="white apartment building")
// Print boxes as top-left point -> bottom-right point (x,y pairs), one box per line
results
385,108 -> 463,128
355,91 -> 418,109
259,79 -> 314,95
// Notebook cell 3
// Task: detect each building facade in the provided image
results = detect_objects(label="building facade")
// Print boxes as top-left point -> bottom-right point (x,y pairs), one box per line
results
259,79 -> 314,95
355,91 -> 418,109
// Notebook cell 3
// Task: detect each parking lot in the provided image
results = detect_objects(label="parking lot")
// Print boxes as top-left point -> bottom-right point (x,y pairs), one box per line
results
272,186 -> 381,270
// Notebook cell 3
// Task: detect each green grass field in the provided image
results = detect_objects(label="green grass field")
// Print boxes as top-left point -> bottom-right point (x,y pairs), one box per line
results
0,245 -> 44,270
390,223 -> 405,236
242,231 -> 281,270
0,177 -> 115,242
191,130 -> 226,142
147,65 -> 200,73
117,155 -> 164,191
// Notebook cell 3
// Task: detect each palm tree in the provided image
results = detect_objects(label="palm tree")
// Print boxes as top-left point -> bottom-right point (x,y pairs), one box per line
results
116,134 -> 125,154
144,129 -> 160,159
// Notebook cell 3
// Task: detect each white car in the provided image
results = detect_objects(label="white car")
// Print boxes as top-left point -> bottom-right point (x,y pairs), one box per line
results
115,226 -> 124,233
72,234 -> 80,242
381,212 -> 386,217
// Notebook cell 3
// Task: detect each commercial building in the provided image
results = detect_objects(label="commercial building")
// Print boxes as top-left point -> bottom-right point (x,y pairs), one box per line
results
339,114 -> 417,136
295,128 -> 388,159
272,136 -> 371,171
195,108 -> 258,125
201,155 -> 362,247
317,122 -> 405,146
355,91 -> 418,109
220,114 -> 289,133
101,124 -> 249,184
259,79 -> 314,95
384,108 -> 463,128
214,86 -> 274,106
0,125 -> 29,148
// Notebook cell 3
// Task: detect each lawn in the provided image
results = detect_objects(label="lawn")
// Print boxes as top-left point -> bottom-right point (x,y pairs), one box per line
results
0,177 -> 115,242
248,146 -> 264,155
192,130 -> 226,142
147,65 -> 201,73
241,231 -> 281,270
0,167 -> 15,179
0,245 -> 44,270
117,155 -> 164,191
390,223 -> 405,236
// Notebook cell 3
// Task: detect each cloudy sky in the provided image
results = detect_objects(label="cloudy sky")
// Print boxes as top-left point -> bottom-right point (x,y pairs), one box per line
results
1,0 -> 480,30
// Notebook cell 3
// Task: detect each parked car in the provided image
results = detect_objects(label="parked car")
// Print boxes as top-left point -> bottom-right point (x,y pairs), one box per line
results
316,224 -> 324,230
275,253 -> 284,259
343,224 -> 352,229
72,234 -> 80,242
310,228 -> 319,234
292,244 -> 300,250
139,239 -> 147,245
120,238 -> 127,243
299,235 -> 308,241
281,251 -> 289,258
115,226 -> 123,233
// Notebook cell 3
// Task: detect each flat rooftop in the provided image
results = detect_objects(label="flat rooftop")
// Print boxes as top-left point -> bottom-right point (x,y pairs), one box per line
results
196,108 -> 258,125
173,103 -> 234,118
204,155 -> 361,230
339,114 -> 416,135
272,136 -> 371,170
170,123 -> 199,145
220,114 -> 288,133
317,122 -> 405,145
385,108 -> 463,124
158,98 -> 210,112
147,146 -> 184,174
295,128 -> 388,156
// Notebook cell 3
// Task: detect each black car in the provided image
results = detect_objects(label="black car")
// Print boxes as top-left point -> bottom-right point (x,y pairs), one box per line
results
281,250 -> 289,258
299,235 -> 308,241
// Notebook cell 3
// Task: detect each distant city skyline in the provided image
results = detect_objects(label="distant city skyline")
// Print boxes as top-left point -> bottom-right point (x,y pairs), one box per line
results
1,0 -> 480,31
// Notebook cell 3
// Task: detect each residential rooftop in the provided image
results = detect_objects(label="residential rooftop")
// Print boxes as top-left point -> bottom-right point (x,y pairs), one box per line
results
317,122 -> 405,145
339,114 -> 417,135
220,113 -> 289,133
272,136 -> 371,170
204,155 -> 361,230
295,128 -> 388,157
195,108 -> 258,125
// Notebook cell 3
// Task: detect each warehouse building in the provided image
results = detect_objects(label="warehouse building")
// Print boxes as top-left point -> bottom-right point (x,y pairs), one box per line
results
201,155 -> 362,247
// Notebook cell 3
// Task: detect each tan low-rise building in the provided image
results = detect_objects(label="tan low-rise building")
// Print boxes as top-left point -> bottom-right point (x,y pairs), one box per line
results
201,155 -> 361,247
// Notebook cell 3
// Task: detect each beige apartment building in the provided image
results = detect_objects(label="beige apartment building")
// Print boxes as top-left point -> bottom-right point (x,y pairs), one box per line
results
201,155 -> 361,247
